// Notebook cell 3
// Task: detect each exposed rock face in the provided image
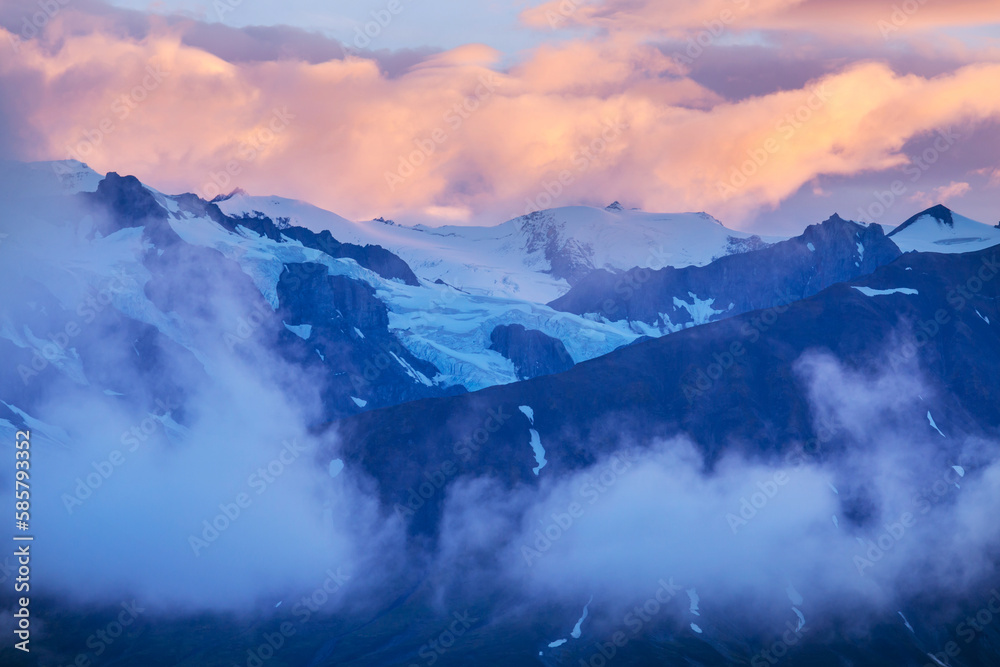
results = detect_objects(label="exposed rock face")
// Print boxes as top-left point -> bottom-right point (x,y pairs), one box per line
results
177,193 -> 420,286
717,233 -> 773,259
83,172 -> 173,240
83,173 -> 419,285
549,214 -> 901,330
890,203 -> 955,235
275,263 -> 460,415
335,245 -> 1000,541
91,172 -> 166,223
14,173 -> 455,425
519,210 -> 597,284
489,323 -> 574,380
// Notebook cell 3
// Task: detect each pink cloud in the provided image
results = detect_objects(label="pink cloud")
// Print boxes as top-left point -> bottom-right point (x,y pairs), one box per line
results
521,0 -> 1000,37
2,7 -> 1000,227
974,167 -> 1000,187
909,181 -> 972,207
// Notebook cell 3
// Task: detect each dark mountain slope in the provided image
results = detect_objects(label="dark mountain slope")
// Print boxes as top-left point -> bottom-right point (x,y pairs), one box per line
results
549,214 -> 900,329
332,247 -> 1000,536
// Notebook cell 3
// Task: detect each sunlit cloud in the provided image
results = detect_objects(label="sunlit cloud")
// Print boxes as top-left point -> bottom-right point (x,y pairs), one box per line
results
910,180 -> 972,208
1,0 -> 999,229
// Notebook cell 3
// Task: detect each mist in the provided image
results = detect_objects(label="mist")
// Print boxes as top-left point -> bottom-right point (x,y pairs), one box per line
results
424,346 -> 1000,641
0,167 -> 407,613
2,163 -> 999,659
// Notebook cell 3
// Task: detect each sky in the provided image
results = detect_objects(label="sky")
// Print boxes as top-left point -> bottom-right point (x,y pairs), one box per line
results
1,0 -> 999,233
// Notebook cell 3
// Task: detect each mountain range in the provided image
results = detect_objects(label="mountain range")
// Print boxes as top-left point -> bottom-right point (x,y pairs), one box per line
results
2,158 -> 999,666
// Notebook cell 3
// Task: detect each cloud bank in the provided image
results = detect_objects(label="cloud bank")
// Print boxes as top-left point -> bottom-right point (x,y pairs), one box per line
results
1,0 -> 999,230
424,347 -> 1000,645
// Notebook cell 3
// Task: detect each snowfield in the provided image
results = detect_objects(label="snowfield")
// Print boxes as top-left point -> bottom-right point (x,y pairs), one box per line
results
852,287 -> 919,297
217,192 -> 784,302
887,209 -> 1000,254
11,160 -> 996,398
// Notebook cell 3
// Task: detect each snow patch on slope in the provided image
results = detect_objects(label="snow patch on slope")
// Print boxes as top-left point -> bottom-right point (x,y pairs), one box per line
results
673,292 -> 729,324
519,405 -> 535,424
529,429 -> 547,475
571,597 -> 593,639
283,322 -> 312,339
852,287 -> 918,297
927,411 -> 945,438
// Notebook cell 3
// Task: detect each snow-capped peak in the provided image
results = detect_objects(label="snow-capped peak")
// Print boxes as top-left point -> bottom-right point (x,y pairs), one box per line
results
215,195 -> 785,303
887,205 -> 1000,254
21,159 -> 103,194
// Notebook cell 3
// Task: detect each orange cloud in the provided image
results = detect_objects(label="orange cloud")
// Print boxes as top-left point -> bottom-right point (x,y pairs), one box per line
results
521,0 -> 1000,38
910,181 -> 972,207
3,9 -> 1000,228
521,0 -> 799,36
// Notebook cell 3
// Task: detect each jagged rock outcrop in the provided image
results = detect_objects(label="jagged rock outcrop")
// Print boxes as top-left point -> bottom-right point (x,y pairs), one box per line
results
489,323 -> 574,380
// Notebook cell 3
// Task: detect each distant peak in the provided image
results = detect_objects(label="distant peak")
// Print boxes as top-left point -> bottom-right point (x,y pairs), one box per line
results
46,158 -> 91,172
695,212 -> 725,227
822,213 -> 850,225
890,204 -> 954,237
920,204 -> 955,225
605,201 -> 624,211
373,216 -> 397,226
98,171 -> 142,191
211,187 -> 246,203
90,172 -> 166,225
800,213 -> 871,245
